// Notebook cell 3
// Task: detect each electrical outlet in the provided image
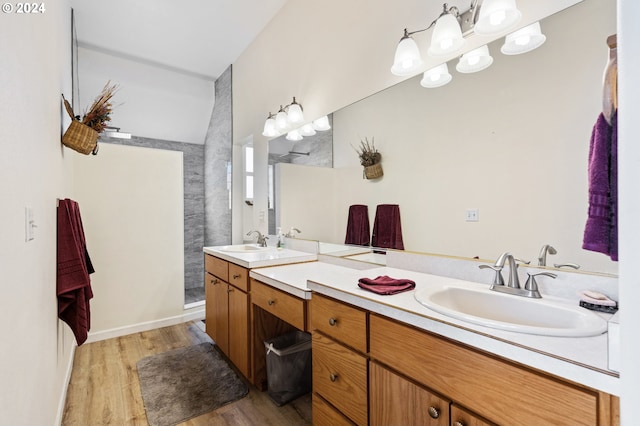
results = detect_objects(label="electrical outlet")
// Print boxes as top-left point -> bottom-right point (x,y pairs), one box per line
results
465,208 -> 479,222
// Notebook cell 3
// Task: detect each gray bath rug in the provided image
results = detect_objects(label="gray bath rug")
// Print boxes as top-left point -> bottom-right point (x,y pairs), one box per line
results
137,342 -> 248,426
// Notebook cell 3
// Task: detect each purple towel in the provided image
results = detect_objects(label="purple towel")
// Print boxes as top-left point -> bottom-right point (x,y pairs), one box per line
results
345,204 -> 370,246
582,112 -> 618,261
371,204 -> 404,250
358,275 -> 416,295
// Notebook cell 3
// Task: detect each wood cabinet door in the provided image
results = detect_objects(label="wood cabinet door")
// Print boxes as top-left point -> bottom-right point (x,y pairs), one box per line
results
228,286 -> 250,379
370,361 -> 450,426
205,273 -> 228,351
213,281 -> 230,356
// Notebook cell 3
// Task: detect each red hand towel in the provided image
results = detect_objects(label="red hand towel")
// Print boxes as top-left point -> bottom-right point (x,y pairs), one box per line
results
358,275 -> 415,295
57,199 -> 94,345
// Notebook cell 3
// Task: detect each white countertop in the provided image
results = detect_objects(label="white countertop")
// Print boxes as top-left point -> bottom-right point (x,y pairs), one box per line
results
306,265 -> 620,396
248,259 -> 619,395
203,246 -> 317,268
249,261 -> 376,299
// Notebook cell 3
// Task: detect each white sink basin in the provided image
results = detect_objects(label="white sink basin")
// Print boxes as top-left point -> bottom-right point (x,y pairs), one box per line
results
218,244 -> 273,253
414,285 -> 607,337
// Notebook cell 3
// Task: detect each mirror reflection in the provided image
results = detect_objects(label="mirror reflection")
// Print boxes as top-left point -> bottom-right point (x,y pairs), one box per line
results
270,0 -> 616,275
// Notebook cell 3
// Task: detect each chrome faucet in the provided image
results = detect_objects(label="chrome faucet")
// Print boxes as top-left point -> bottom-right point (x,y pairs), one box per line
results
285,227 -> 301,238
480,252 -> 547,298
537,244 -> 557,266
246,230 -> 268,247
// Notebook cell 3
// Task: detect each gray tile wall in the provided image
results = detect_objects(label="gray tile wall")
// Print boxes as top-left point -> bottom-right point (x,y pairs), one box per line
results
98,135 -> 205,292
204,65 -> 233,247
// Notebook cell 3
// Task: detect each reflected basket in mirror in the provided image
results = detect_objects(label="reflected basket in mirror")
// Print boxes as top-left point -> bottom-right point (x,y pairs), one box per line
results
364,162 -> 383,179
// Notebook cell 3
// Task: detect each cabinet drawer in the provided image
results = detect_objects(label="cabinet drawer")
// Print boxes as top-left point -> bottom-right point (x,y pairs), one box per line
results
311,293 -> 367,353
370,314 -> 600,426
313,393 -> 355,426
451,404 -> 496,426
229,263 -> 249,291
205,254 -> 228,282
251,279 -> 305,330
313,332 -> 368,426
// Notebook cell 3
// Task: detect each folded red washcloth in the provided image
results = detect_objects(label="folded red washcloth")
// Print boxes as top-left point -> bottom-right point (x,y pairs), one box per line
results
357,275 -> 416,295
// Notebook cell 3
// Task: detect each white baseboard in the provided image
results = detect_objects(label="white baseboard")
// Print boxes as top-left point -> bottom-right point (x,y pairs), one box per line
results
85,307 -> 205,344
55,340 -> 76,425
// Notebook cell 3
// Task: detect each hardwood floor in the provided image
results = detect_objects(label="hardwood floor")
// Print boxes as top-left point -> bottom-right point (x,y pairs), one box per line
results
62,321 -> 312,425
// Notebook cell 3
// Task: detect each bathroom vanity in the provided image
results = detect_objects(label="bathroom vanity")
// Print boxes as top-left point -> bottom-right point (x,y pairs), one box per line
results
204,246 -> 620,425
203,245 -> 317,382
307,264 -> 620,426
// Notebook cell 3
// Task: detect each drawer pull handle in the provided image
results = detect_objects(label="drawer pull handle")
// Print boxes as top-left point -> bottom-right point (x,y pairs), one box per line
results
268,299 -> 275,306
211,279 -> 218,285
428,406 -> 440,419
227,288 -> 233,293
328,317 -> 337,326
233,274 -> 241,279
453,422 -> 464,426
329,373 -> 338,382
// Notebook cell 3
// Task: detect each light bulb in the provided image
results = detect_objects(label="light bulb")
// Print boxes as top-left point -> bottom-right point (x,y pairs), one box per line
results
287,98 -> 304,124
490,10 -> 506,26
275,107 -> 288,131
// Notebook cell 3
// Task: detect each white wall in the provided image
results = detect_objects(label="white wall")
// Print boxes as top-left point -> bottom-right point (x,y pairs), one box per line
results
618,0 -> 640,423
0,3 -> 77,424
72,144 -> 185,333
277,164 -> 338,241
77,47 -> 215,144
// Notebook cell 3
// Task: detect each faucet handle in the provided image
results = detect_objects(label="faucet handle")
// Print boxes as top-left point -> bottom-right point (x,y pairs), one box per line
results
524,272 -> 557,298
514,257 -> 531,265
553,263 -> 580,270
479,264 -> 504,286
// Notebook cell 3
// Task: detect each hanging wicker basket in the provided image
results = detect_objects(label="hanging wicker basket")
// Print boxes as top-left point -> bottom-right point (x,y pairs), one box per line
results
61,97 -> 99,155
364,162 -> 383,179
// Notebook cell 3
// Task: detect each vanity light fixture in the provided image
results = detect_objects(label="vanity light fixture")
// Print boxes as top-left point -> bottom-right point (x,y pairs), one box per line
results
390,0 -> 522,77
456,44 -> 493,73
286,129 -> 303,141
299,123 -> 317,137
262,113 -> 278,137
262,97 -> 307,137
420,63 -> 453,88
312,115 -> 331,131
500,21 -> 546,55
473,0 -> 521,35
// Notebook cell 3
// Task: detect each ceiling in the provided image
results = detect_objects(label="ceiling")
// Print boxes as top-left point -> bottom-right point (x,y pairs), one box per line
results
70,0 -> 289,81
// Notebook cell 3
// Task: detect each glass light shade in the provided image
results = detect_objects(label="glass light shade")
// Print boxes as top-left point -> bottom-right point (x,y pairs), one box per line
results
299,123 -> 316,137
275,108 -> 288,131
262,116 -> 278,137
500,22 -> 546,55
420,63 -> 452,88
427,13 -> 465,57
286,129 -> 303,141
287,101 -> 304,124
312,115 -> 331,131
391,35 -> 424,76
474,0 -> 522,35
456,45 -> 494,73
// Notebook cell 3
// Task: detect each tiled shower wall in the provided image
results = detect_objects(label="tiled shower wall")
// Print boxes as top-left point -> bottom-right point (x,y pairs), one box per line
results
204,66 -> 232,247
99,136 -> 205,293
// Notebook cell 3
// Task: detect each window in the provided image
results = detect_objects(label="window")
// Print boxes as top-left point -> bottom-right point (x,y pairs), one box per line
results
244,145 -> 254,201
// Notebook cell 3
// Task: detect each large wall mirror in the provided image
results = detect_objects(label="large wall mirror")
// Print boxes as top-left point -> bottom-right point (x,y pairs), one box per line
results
271,0 -> 617,276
